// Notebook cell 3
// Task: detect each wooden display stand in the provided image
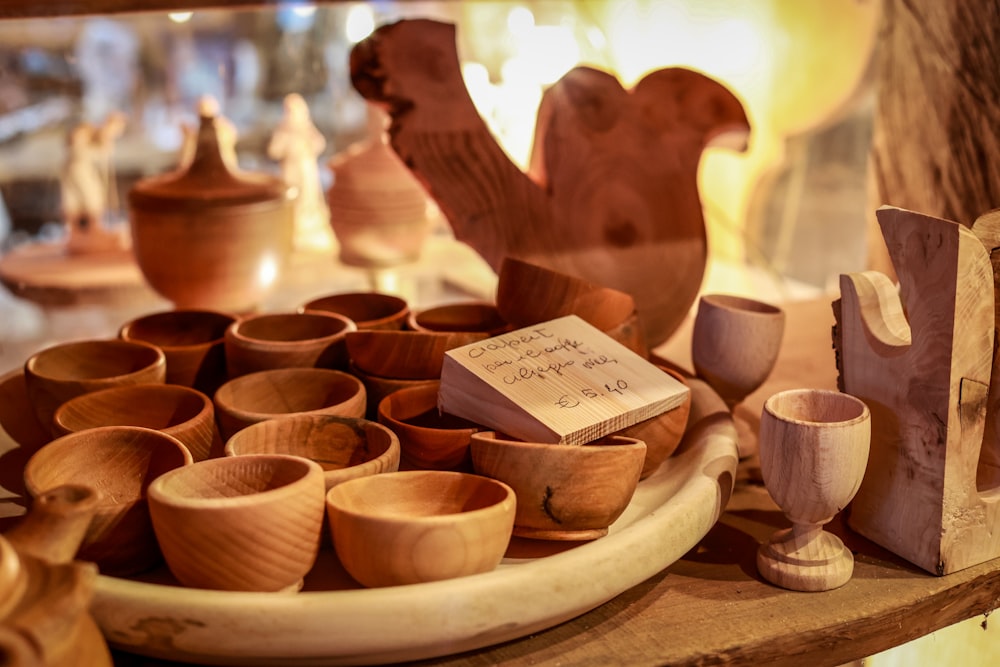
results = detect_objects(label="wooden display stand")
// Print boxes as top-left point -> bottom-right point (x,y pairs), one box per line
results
834,205 -> 1000,575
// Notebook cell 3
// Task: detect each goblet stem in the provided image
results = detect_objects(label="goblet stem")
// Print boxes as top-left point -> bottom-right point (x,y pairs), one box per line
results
757,519 -> 854,592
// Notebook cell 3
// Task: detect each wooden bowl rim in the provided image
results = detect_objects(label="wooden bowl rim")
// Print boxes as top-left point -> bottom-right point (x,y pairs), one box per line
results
53,383 -> 213,434
214,368 -> 365,419
24,339 -> 166,381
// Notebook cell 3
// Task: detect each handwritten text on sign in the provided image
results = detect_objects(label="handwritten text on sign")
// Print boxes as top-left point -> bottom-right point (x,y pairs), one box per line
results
440,315 -> 687,444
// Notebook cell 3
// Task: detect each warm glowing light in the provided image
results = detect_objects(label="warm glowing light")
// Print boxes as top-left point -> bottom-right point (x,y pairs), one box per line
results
168,12 -> 193,23
346,4 -> 376,44
503,25 -> 579,86
258,255 -> 279,288
507,6 -> 535,36
292,5 -> 316,19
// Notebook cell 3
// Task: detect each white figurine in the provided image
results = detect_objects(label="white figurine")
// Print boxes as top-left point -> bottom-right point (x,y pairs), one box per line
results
61,114 -> 128,254
268,93 -> 334,252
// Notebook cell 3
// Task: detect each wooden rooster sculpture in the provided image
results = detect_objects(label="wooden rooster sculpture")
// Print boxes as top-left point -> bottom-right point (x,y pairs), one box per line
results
350,19 -> 750,347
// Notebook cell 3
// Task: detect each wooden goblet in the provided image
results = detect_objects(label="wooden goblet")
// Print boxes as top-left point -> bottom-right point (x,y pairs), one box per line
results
691,293 -> 785,458
756,388 -> 870,592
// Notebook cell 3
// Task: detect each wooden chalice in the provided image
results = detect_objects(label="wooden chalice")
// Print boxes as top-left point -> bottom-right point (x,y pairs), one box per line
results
691,293 -> 785,458
756,388 -> 870,592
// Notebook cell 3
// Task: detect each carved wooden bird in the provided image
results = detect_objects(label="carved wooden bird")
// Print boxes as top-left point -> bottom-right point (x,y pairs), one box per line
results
351,19 -> 750,347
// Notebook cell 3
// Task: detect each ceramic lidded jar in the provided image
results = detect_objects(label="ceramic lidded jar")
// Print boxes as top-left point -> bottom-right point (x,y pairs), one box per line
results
128,111 -> 294,313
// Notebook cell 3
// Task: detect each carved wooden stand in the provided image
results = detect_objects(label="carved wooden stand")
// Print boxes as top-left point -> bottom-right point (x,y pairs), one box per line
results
833,205 -> 1000,575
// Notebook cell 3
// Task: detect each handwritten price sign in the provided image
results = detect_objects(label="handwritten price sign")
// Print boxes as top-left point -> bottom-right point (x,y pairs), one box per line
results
439,315 -> 689,445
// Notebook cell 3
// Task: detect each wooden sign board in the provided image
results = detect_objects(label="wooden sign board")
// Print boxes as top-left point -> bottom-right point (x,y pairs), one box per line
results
439,315 -> 689,445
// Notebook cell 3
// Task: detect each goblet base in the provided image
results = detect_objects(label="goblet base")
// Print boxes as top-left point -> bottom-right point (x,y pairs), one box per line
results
757,527 -> 854,592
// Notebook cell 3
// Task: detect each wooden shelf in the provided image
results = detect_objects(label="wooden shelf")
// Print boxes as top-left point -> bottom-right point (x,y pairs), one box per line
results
107,298 -> 1000,666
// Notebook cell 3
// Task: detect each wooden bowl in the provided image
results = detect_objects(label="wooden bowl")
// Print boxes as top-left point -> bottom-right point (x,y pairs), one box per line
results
407,301 -> 510,336
128,111 -> 294,313
377,382 -> 482,471
119,309 -> 236,395
348,362 -> 438,420
325,470 -> 515,587
345,329 -> 488,380
224,414 -> 400,491
23,339 -> 166,435
225,311 -> 357,378
617,367 -> 692,479
213,367 -> 366,441
495,257 -> 636,331
301,292 -> 409,331
52,384 -> 216,462
470,432 -> 646,540
23,425 -> 193,575
148,454 -> 326,592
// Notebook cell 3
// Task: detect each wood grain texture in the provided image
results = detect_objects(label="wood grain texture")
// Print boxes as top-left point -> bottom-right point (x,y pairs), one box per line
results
869,0 -> 1000,275
350,19 -> 749,347
834,206 -> 1000,574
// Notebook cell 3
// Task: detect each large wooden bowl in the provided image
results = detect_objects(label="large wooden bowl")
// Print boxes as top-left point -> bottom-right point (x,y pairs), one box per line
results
300,291 -> 410,331
224,311 -> 357,378
213,368 -> 366,441
224,414 -> 400,491
23,425 -> 192,575
378,382 -> 482,470
326,470 -> 515,587
148,454 -> 326,592
345,329 -> 487,380
470,432 -> 646,540
23,339 -> 166,436
119,309 -> 236,395
52,383 -> 215,462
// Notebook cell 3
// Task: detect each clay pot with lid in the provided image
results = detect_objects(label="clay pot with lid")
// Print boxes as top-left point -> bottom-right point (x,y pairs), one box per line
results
128,110 -> 295,313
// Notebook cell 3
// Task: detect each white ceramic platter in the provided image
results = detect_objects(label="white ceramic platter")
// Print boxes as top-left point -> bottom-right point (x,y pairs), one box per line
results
0,371 -> 737,666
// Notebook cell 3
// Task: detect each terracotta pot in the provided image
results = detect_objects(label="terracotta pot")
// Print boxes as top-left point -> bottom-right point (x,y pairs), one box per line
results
128,111 -> 294,313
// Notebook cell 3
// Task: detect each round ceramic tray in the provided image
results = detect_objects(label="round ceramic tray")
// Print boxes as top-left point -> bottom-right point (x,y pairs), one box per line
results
0,370 -> 737,666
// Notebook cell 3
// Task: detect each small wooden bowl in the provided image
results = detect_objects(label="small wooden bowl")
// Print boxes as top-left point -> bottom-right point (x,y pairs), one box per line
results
119,309 -> 236,394
495,257 -> 636,331
345,329 -> 488,380
378,382 -> 481,471
224,311 -> 357,378
407,301 -> 510,336
470,432 -> 646,540
224,414 -> 400,491
52,384 -> 215,462
213,368 -> 367,441
148,454 -> 326,592
617,367 -> 692,479
301,292 -> 409,331
24,339 -> 166,435
23,425 -> 193,575
325,470 -> 515,587
349,362 -> 438,420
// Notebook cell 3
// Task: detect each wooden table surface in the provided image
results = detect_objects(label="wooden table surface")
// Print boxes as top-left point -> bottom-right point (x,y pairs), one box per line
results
109,298 -> 1000,666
